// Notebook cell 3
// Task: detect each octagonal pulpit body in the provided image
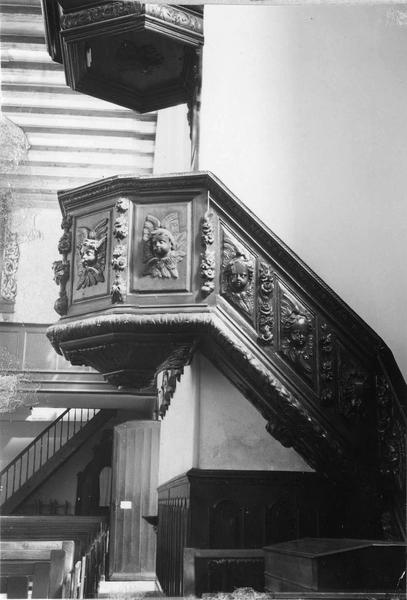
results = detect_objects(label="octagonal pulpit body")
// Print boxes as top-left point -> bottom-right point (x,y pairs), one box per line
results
49,173 -> 218,392
42,1 -> 203,112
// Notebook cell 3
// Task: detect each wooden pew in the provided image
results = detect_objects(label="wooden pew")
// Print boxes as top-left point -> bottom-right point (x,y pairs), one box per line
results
0,516 -> 108,598
0,541 -> 72,598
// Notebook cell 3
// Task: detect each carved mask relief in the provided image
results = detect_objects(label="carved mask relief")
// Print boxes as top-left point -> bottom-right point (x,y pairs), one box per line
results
73,211 -> 111,301
221,229 -> 255,320
131,202 -> 190,293
338,350 -> 370,422
278,284 -> 315,384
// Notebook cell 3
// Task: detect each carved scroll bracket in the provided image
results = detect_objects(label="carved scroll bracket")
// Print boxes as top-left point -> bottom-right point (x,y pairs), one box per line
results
53,214 -> 72,316
157,368 -> 183,419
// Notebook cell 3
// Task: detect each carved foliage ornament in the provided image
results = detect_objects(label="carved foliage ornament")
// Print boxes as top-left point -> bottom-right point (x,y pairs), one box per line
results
319,322 -> 336,406
53,215 -> 73,316
221,230 -> 255,318
111,197 -> 129,303
142,212 -> 186,279
280,288 -> 314,383
60,1 -> 143,30
200,211 -> 215,296
258,262 -> 274,345
76,218 -> 108,290
377,377 -> 406,490
338,354 -> 369,422
1,228 -> 19,303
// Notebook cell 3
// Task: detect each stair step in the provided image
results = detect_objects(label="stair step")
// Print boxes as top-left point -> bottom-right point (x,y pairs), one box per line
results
98,579 -> 164,598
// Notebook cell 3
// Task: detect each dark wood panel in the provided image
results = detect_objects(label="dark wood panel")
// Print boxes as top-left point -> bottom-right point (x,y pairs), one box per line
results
157,469 -> 344,596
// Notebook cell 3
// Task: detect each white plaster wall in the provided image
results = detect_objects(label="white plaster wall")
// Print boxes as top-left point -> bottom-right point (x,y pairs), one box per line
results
199,5 -> 407,380
158,360 -> 200,485
158,353 -> 311,486
197,355 -> 311,472
9,205 -> 61,323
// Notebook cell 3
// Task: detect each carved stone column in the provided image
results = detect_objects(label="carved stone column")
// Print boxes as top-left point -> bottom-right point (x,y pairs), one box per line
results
109,420 -> 160,580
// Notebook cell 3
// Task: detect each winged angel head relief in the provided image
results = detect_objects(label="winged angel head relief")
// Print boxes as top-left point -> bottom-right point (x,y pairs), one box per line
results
76,218 -> 108,290
222,233 -> 254,315
142,213 -> 186,279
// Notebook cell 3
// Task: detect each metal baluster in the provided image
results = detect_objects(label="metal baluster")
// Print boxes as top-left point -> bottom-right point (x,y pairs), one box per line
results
11,463 -> 16,495
59,417 -> 63,450
3,472 -> 8,501
53,422 -> 56,456
18,456 -> 22,490
67,410 -> 70,439
33,440 -> 38,475
46,429 -> 50,460
26,446 -> 30,482
39,432 -> 43,467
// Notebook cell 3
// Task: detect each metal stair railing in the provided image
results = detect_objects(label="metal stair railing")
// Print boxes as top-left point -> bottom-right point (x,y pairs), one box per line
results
0,408 -> 99,506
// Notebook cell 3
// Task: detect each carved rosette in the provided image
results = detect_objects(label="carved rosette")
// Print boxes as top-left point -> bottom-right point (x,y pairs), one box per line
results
200,211 -> 215,297
257,262 -> 274,345
319,322 -> 336,406
1,228 -> 20,304
279,285 -> 315,384
338,352 -> 369,422
221,229 -> 255,321
53,214 -> 72,316
111,197 -> 129,303
377,377 -> 406,491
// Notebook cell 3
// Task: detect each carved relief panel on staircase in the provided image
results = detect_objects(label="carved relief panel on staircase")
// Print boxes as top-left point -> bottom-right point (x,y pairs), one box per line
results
277,283 -> 315,386
72,210 -> 112,302
221,228 -> 255,322
338,348 -> 370,423
131,202 -> 191,293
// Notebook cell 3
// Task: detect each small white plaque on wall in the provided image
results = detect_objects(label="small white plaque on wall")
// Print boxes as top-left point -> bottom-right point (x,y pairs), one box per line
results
120,500 -> 132,509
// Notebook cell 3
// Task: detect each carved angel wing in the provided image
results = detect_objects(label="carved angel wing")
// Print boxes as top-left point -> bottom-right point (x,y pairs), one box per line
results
92,217 -> 108,269
161,212 -> 179,236
143,214 -> 161,242
142,214 -> 161,263
76,227 -> 91,254
223,232 -> 241,265
280,293 -> 297,324
173,230 -> 187,260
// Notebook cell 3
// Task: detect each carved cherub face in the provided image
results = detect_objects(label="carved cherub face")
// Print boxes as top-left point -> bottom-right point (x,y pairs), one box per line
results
80,240 -> 97,267
226,258 -> 252,292
289,315 -> 309,347
150,228 -> 174,258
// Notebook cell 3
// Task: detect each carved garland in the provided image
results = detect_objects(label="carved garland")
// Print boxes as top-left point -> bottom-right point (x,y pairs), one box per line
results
257,262 -> 273,345
200,211 -> 215,296
111,197 -> 129,303
319,322 -> 335,406
53,214 -> 72,316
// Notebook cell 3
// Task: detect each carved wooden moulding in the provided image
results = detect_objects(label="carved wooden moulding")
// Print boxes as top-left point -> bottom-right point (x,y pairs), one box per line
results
41,1 -> 204,112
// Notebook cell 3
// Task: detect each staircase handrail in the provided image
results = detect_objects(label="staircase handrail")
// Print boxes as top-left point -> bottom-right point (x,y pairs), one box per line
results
0,407 -> 99,504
